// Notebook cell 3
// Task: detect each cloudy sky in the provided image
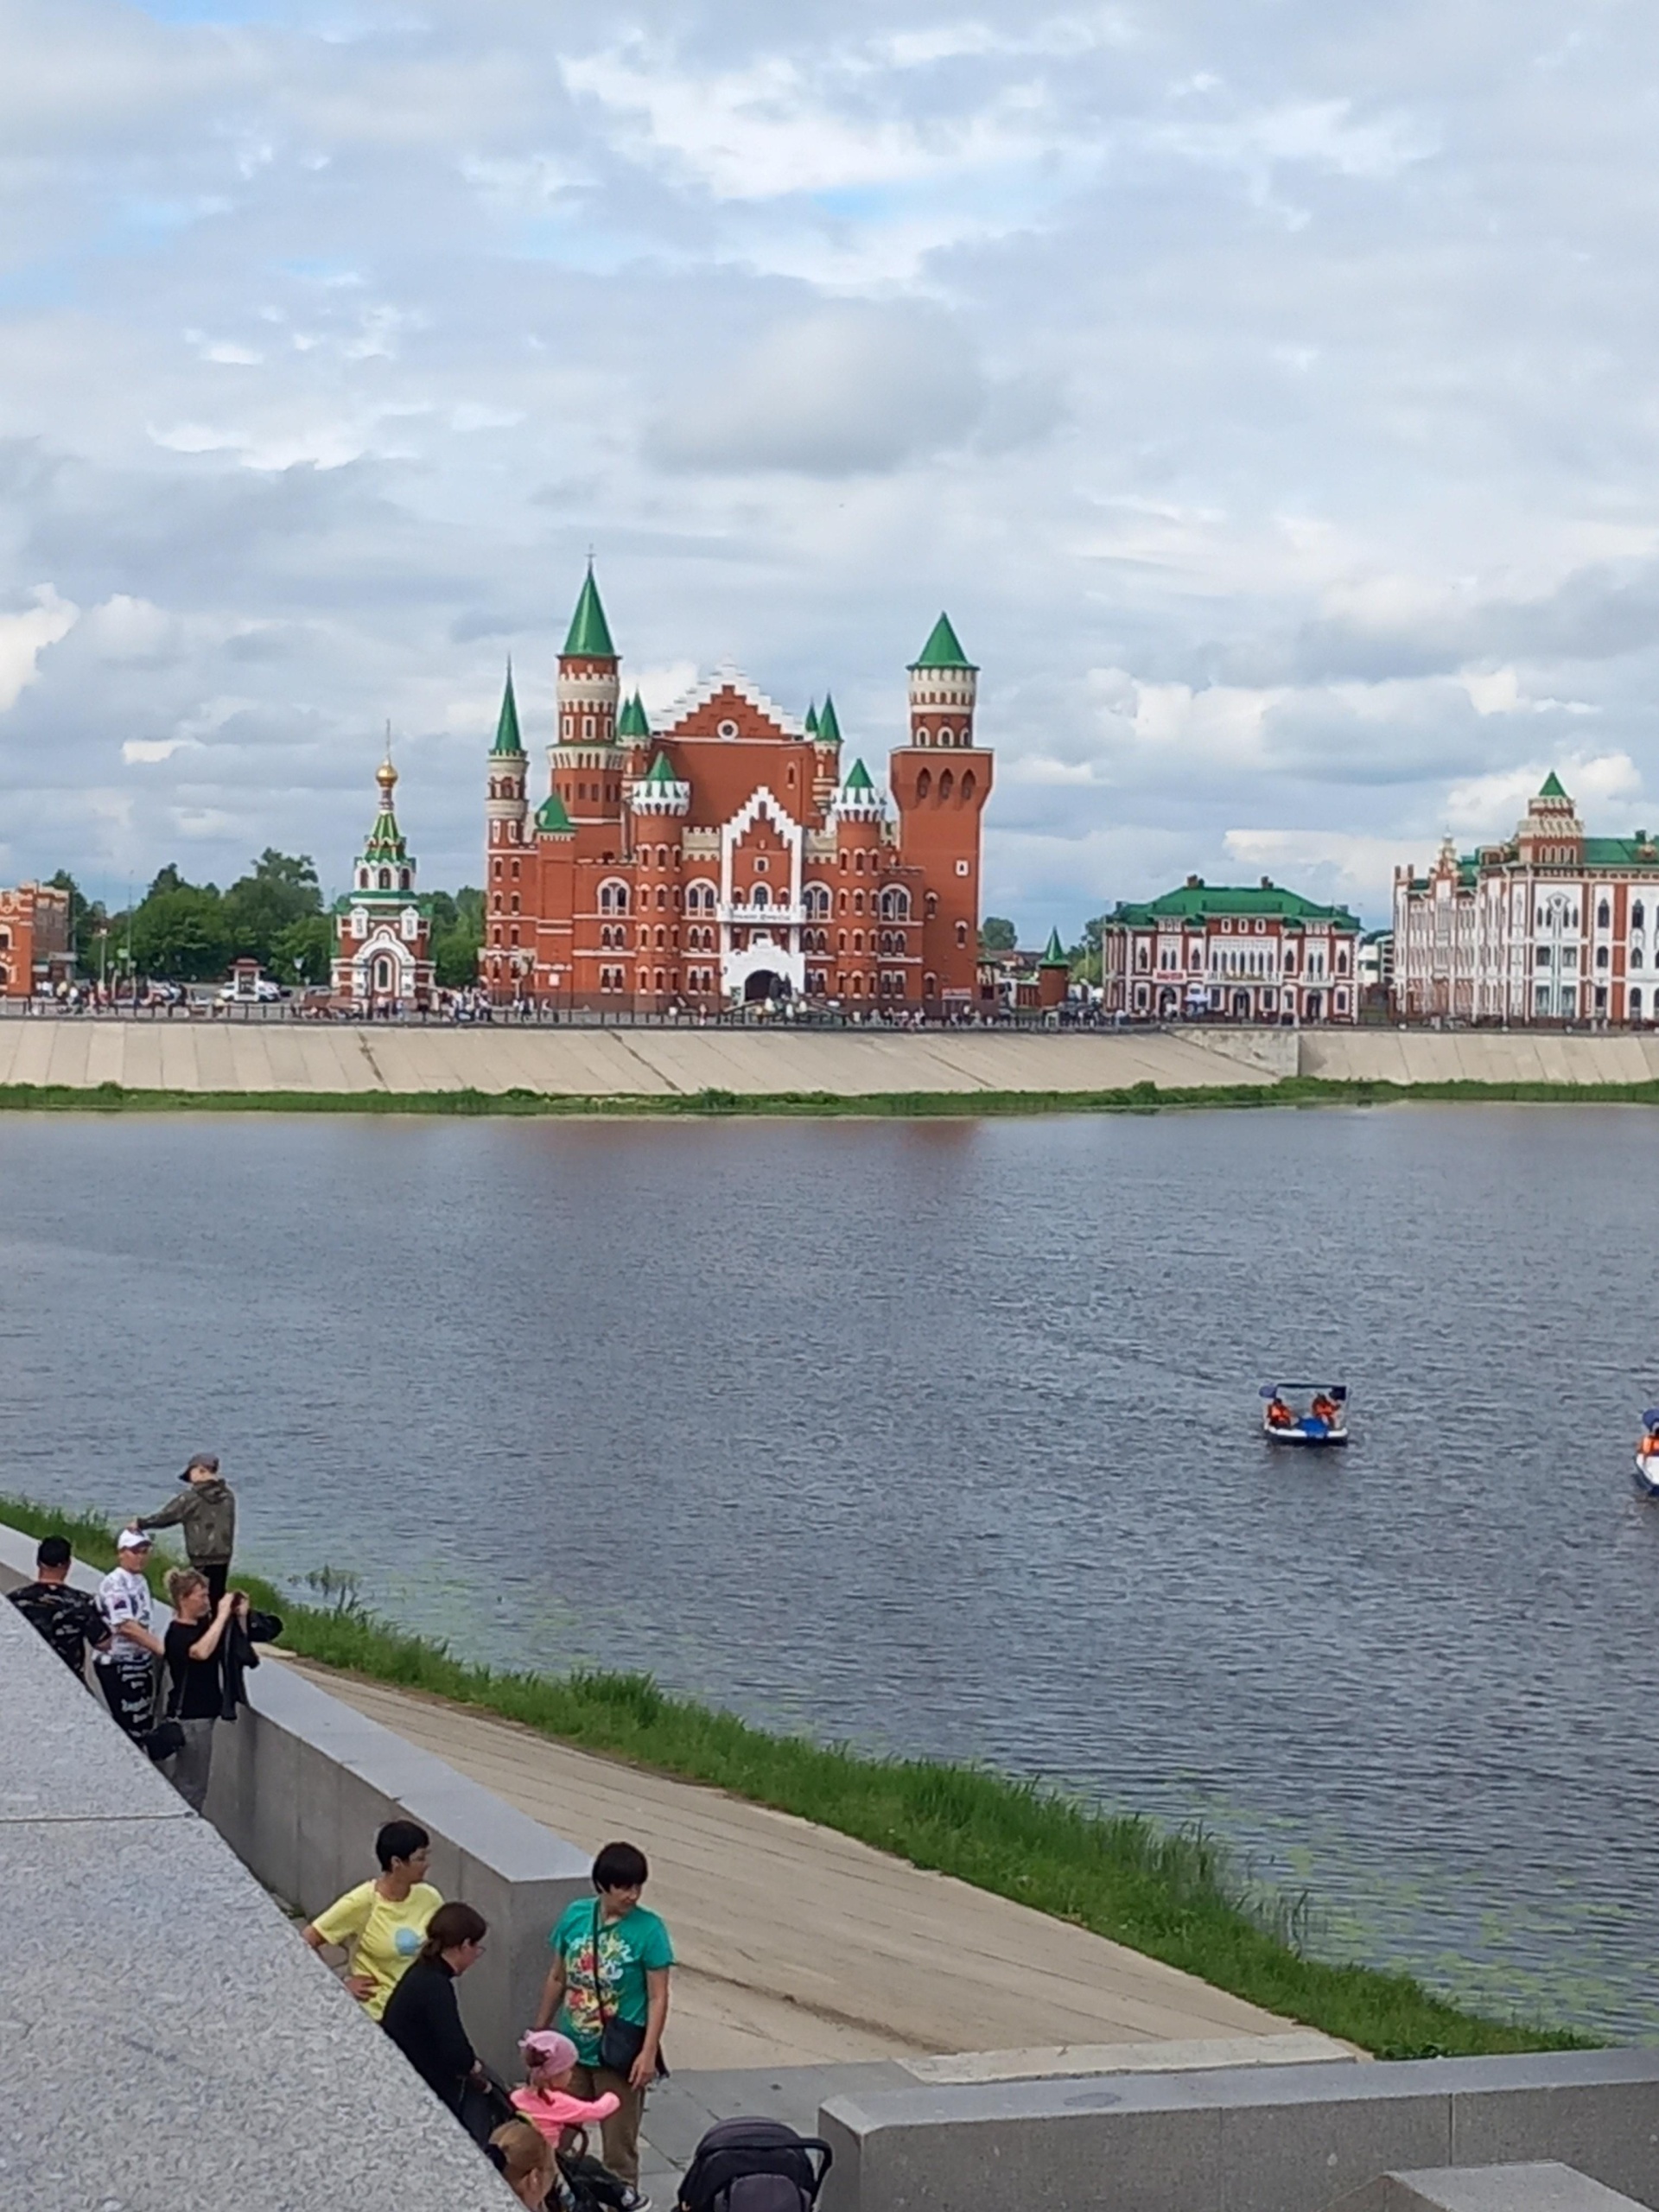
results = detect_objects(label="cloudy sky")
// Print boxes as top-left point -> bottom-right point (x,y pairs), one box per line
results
1,0 -> 1656,931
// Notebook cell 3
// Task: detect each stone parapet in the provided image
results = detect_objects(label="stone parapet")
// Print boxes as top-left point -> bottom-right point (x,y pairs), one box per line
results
0,1566 -> 510,2212
818,2050 -> 1659,2212
0,1520 -> 590,2082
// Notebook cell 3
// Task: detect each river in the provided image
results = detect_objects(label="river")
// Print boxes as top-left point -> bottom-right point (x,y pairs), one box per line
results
2,1104 -> 1656,2037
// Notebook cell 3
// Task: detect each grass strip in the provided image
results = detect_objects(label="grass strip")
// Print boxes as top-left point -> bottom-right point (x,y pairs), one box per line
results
3,1074 -> 1659,1117
0,1491 -> 1592,2063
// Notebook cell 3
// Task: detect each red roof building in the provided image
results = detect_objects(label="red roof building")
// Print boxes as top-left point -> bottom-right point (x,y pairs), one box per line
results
482,572 -> 993,1012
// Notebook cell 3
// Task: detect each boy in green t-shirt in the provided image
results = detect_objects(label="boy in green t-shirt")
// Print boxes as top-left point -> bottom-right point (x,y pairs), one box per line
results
535,1840 -> 674,2198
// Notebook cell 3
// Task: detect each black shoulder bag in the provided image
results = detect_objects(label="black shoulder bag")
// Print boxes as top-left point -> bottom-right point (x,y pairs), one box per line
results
592,1902 -> 668,2081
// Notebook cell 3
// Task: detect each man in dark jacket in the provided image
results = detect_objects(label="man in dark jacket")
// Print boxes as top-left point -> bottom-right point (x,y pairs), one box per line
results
8,1537 -> 110,1675
135,1454 -> 236,1603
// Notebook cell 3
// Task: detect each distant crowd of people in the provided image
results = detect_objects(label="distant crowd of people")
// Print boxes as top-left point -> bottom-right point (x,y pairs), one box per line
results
6,1459 -> 676,2212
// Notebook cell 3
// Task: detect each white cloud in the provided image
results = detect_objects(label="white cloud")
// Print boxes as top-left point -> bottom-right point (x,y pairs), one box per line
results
1445,752 -> 1643,836
0,587 -> 78,713
122,736 -> 192,764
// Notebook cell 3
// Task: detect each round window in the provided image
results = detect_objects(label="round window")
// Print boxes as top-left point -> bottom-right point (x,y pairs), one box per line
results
717,718 -> 739,740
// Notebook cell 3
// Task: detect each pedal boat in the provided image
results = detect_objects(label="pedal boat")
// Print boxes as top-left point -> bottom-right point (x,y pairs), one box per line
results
1261,1382 -> 1350,1447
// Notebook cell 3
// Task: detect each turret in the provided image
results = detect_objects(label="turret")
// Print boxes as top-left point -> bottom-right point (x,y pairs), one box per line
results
629,749 -> 691,819
906,613 -> 977,748
1038,926 -> 1070,1009
888,613 -> 992,1007
486,665 -> 529,853
547,565 -> 624,832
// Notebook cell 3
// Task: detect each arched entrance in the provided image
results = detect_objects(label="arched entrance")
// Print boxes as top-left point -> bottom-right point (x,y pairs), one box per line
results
1230,989 -> 1251,1019
744,969 -> 790,1004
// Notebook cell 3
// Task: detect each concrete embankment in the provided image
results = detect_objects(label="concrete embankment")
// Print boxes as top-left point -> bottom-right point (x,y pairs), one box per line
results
7,1017 -> 1659,1098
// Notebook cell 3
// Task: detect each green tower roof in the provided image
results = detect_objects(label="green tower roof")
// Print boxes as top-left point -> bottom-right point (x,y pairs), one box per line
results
1537,771 -> 1567,799
617,690 -> 651,740
536,789 -> 575,835
844,757 -> 873,791
1041,927 -> 1067,964
804,701 -> 819,735
817,693 -> 842,746
643,750 -> 679,787
563,566 -> 616,659
361,758 -> 408,866
491,665 -> 524,756
909,612 -> 976,671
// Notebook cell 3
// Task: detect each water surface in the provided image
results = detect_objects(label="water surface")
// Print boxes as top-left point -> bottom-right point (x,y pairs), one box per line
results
2,1105 -> 1656,2036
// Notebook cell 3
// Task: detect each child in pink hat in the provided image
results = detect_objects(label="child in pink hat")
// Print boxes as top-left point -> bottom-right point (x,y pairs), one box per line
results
512,2029 -> 622,2152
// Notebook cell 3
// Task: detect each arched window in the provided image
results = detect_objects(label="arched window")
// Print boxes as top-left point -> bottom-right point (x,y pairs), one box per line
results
938,728 -> 953,746
956,921 -> 968,948
880,887 -> 911,920
655,926 -> 665,949
961,770 -> 976,800
358,869 -> 368,889
854,890 -> 864,914
939,769 -> 954,801
1634,988 -> 1645,1018
399,869 -> 410,891
378,868 -> 391,890
1597,945 -> 1609,969
925,892 -> 938,918
599,880 -> 630,914
1635,901 -> 1646,932
916,768 -> 931,800
752,885 -> 769,908
925,971 -> 937,997
804,884 -> 831,918
658,846 -> 669,868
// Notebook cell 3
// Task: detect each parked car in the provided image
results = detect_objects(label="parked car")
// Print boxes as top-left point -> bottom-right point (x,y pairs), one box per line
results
219,975 -> 284,1003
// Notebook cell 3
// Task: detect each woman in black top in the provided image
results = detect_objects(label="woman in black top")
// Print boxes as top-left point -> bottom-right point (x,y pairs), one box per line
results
162,1569 -> 244,1812
381,1902 -> 491,2138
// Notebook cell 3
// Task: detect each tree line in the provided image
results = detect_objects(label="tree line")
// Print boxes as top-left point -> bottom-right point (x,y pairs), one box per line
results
48,855 -> 483,989
980,913 -> 1108,982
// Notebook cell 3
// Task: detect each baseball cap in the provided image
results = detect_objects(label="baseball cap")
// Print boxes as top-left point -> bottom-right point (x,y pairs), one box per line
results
116,1529 -> 153,1552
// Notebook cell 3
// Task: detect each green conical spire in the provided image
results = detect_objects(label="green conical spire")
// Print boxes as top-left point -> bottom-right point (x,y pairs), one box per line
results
491,664 -> 524,756
804,701 -> 819,735
362,755 -> 409,866
817,693 -> 842,746
844,757 -> 873,791
563,565 -> 616,659
617,691 -> 651,740
643,750 -> 678,787
536,788 -> 574,835
1042,927 -> 1066,964
1538,771 -> 1567,799
909,612 -> 976,671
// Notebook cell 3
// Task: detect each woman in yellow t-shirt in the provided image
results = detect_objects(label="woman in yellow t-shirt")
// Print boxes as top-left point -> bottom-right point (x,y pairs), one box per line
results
302,1819 -> 442,2019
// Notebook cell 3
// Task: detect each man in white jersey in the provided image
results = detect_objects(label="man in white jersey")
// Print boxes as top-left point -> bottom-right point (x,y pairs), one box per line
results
94,1529 -> 164,1742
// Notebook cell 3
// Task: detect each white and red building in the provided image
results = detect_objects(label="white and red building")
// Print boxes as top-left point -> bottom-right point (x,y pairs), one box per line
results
331,753 -> 435,1010
1102,879 -> 1361,1023
1393,772 -> 1659,1023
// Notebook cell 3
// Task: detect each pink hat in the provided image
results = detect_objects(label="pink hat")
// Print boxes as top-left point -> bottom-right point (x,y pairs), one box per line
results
521,2030 -> 578,2074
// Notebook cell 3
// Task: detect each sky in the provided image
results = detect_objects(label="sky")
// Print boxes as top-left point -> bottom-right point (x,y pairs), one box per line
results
1,0 -> 1656,932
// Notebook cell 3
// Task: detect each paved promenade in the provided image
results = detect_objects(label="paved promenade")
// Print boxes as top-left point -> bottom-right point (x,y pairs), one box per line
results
288,1659 -> 1317,2069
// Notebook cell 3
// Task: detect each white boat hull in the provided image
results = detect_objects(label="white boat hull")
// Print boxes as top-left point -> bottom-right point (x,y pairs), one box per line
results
1633,1453 -> 1659,1497
1264,1423 -> 1350,1447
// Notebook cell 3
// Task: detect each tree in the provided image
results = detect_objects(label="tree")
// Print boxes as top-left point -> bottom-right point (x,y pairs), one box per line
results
431,883 -> 482,988
48,870 -> 108,977
130,883 -> 231,981
979,916 -> 1017,953
1066,912 -> 1109,985
270,913 -> 334,987
147,863 -> 186,900
222,850 -> 322,968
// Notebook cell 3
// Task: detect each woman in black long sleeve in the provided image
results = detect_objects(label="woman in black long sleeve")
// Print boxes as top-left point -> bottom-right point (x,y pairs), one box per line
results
380,1902 -> 491,2137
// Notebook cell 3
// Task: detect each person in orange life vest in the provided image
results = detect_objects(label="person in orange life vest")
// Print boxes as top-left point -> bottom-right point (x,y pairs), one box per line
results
1311,1394 -> 1339,1427
1266,1395 -> 1295,1429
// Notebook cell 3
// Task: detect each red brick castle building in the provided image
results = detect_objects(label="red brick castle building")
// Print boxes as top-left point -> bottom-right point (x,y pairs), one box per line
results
483,569 -> 992,1011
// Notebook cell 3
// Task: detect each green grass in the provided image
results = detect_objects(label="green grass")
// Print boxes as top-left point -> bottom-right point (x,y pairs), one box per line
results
3,1074 -> 1659,1118
2,1491 -> 1593,2062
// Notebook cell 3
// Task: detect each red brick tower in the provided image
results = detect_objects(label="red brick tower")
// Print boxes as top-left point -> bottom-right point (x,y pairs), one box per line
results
887,614 -> 992,1007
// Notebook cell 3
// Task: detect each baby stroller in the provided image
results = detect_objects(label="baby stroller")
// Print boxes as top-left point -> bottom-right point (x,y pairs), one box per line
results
556,2126 -> 640,2212
677,2119 -> 833,2212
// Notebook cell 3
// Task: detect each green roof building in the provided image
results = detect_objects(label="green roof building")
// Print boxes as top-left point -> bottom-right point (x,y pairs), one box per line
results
332,750 -> 435,1011
1103,877 -> 1360,1026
